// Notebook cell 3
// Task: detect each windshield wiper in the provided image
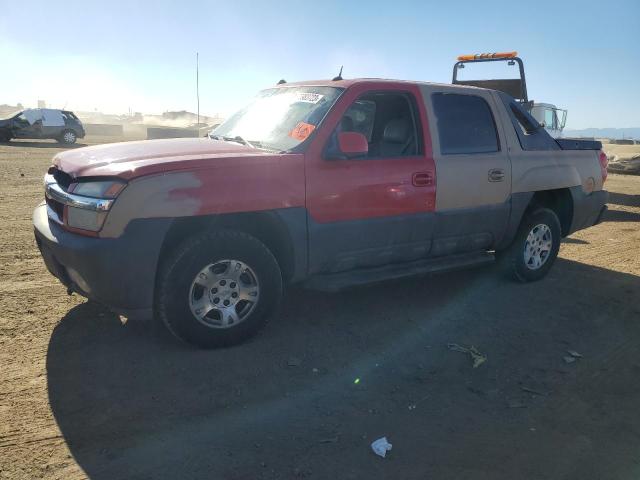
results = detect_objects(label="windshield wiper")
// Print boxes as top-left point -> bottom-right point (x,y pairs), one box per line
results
210,134 -> 256,149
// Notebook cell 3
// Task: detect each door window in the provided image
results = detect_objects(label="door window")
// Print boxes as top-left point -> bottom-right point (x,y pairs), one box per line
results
41,110 -> 65,127
329,92 -> 422,159
544,108 -> 556,130
431,93 -> 499,155
340,99 -> 376,141
23,109 -> 43,125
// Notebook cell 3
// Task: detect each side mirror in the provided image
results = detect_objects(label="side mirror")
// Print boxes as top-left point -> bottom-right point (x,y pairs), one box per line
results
337,131 -> 368,157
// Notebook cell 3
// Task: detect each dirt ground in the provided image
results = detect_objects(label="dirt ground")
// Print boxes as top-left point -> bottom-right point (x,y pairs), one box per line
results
603,143 -> 640,174
1,137 -> 639,480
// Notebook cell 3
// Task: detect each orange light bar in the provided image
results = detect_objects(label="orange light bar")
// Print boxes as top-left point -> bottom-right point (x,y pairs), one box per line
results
457,51 -> 518,61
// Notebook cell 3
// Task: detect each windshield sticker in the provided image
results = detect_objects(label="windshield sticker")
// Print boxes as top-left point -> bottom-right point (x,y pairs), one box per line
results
289,122 -> 316,141
295,92 -> 324,104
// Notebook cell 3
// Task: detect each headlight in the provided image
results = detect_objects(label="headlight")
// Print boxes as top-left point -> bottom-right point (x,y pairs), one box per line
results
62,179 -> 126,232
70,180 -> 125,198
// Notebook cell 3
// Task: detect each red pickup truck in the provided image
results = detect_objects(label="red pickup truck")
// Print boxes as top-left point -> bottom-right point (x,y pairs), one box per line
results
34,78 -> 608,347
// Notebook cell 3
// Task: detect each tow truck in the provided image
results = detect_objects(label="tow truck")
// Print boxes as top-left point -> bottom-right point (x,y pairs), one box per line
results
452,51 -> 567,137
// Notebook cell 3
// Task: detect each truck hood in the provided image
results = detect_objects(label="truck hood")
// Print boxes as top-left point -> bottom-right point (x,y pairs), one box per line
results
52,138 -> 274,179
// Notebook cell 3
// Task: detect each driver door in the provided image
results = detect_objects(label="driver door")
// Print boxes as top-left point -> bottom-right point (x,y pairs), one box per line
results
305,84 -> 437,274
13,111 -> 43,139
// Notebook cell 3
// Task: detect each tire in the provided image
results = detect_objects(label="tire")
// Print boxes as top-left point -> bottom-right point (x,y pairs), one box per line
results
156,230 -> 283,348
499,207 -> 561,282
60,130 -> 77,144
0,132 -> 10,143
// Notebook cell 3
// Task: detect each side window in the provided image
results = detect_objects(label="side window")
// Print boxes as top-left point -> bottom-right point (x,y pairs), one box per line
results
544,109 -> 556,130
329,92 -> 422,159
510,103 -> 538,135
62,111 -> 79,122
22,109 -> 43,125
340,99 -> 376,141
431,93 -> 499,155
501,94 -> 560,151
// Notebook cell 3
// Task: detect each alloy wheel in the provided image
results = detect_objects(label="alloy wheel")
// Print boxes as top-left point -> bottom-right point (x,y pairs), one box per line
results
188,259 -> 260,328
523,224 -> 553,270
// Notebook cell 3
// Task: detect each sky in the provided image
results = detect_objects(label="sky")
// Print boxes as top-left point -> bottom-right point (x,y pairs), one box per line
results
1,0 -> 638,129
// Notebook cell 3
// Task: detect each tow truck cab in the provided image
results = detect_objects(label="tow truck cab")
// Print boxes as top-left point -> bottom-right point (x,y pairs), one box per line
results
530,103 -> 567,138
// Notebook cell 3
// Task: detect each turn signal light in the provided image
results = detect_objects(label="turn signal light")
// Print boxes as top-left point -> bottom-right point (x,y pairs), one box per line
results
457,51 -> 518,61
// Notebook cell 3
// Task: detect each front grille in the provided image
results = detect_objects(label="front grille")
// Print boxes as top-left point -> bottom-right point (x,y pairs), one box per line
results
45,167 -> 68,222
48,167 -> 73,192
46,197 -> 64,221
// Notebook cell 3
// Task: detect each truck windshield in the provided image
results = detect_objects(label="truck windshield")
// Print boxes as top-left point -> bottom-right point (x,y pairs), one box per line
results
210,86 -> 343,152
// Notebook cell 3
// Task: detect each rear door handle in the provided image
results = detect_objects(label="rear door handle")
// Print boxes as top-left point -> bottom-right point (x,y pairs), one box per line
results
412,172 -> 434,187
488,168 -> 505,182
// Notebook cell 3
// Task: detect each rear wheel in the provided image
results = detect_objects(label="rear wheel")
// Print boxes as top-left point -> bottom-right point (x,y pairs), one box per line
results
499,208 -> 561,282
59,130 -> 77,144
156,230 -> 283,348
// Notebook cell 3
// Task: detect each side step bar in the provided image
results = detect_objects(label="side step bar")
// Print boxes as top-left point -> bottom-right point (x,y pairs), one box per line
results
303,251 -> 495,292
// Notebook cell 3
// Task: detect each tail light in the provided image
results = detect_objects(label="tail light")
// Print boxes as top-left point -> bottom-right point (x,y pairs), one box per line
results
598,150 -> 608,183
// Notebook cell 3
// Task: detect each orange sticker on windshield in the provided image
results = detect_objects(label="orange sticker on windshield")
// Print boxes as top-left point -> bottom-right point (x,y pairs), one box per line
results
289,122 -> 316,141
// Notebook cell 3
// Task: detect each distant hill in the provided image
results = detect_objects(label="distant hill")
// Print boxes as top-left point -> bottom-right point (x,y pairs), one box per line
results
564,128 -> 640,140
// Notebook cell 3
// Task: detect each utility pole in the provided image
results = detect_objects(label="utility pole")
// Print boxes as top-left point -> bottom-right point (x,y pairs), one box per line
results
196,52 -> 200,125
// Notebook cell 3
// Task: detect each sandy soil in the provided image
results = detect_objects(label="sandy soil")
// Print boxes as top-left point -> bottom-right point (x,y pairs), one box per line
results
1,137 -> 639,480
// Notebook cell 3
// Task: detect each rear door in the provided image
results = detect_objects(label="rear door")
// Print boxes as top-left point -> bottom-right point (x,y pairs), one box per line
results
419,85 -> 512,255
305,83 -> 437,274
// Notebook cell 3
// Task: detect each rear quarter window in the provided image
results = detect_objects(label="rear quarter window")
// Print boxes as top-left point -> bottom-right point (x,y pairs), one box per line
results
62,111 -> 79,121
431,93 -> 499,155
499,93 -> 560,151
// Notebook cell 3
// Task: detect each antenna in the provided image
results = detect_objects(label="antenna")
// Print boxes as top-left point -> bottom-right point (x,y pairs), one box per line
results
196,52 -> 200,125
277,79 -> 287,84
332,65 -> 343,81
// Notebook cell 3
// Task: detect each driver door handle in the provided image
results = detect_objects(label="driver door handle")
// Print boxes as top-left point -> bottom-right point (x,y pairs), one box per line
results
488,168 -> 505,182
412,172 -> 434,187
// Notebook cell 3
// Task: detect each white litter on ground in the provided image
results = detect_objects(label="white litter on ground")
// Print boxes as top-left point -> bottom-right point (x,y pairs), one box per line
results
371,437 -> 392,458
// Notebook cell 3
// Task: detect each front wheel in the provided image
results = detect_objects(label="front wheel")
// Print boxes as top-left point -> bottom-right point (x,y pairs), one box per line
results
499,207 -> 561,282
156,230 -> 283,348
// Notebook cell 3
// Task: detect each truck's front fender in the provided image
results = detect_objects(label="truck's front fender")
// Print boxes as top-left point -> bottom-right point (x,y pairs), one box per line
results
100,153 -> 306,238
101,172 -> 203,238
